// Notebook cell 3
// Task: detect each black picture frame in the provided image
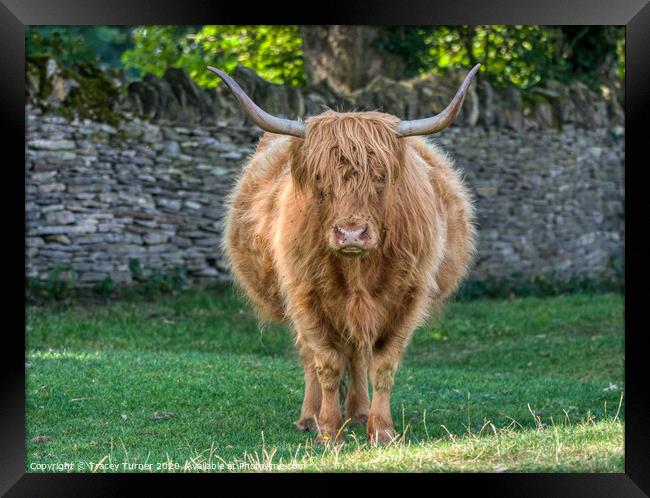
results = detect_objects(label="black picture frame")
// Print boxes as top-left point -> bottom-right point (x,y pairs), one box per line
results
2,0 -> 648,495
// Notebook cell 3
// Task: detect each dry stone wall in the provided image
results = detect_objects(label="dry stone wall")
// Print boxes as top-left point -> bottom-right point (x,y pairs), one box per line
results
25,63 -> 625,286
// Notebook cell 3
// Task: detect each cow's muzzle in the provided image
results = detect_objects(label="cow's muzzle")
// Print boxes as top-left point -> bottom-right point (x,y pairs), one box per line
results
332,222 -> 377,255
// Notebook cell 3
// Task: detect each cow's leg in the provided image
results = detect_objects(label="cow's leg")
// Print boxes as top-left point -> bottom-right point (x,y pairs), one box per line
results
367,323 -> 420,444
344,350 -> 370,427
367,288 -> 427,444
312,347 -> 346,443
294,344 -> 321,432
367,347 -> 400,445
289,296 -> 346,442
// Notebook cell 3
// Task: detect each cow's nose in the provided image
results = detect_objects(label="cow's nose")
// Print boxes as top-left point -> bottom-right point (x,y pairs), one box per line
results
334,224 -> 370,248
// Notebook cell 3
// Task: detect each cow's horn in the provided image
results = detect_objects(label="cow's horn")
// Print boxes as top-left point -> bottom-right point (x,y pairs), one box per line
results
395,64 -> 481,137
207,66 -> 306,138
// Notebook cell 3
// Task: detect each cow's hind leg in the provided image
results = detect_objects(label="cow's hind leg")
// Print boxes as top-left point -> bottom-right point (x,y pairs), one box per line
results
344,350 -> 370,427
294,344 -> 322,432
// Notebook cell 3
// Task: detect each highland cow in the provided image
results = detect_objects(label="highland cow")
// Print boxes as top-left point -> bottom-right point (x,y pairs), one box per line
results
208,64 -> 479,444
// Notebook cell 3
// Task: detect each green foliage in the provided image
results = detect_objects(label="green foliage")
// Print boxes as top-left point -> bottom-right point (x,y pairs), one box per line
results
557,27 -> 624,83
26,265 -> 77,303
128,258 -> 189,295
382,26 -> 624,90
437,26 -> 559,89
374,26 -> 433,78
121,25 -> 305,87
26,260 -> 190,304
26,27 -> 133,69
456,267 -> 624,302
79,26 -> 133,68
616,35 -> 625,79
27,25 -> 623,92
119,26 -> 193,79
26,54 -> 123,125
26,27 -> 97,66
59,62 -> 122,125
142,266 -> 189,295
93,276 -> 115,299
26,258 -> 623,306
127,258 -> 144,282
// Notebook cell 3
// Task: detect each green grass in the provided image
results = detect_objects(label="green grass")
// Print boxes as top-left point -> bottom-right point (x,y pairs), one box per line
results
26,286 -> 625,472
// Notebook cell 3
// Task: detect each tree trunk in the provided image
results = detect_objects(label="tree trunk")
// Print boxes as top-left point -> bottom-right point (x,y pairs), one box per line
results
300,26 -> 407,93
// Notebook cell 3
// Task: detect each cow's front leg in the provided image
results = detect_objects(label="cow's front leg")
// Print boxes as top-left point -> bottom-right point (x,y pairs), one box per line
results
313,347 -> 346,443
367,289 -> 425,444
368,324 -> 418,445
368,348 -> 399,445
294,344 -> 321,432
344,350 -> 370,427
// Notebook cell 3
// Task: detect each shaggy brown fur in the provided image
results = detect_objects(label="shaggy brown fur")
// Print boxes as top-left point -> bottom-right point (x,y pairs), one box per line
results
224,110 -> 476,444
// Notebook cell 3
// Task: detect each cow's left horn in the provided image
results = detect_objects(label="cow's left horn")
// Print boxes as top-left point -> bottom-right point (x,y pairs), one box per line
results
207,66 -> 306,138
395,64 -> 481,137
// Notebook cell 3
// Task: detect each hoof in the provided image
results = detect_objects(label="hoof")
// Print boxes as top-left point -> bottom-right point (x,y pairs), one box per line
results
294,417 -> 318,432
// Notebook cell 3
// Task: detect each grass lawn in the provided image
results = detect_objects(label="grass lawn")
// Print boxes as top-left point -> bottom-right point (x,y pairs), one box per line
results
26,286 -> 625,472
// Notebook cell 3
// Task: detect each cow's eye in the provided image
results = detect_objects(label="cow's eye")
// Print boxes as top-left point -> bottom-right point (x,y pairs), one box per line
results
344,171 -> 358,182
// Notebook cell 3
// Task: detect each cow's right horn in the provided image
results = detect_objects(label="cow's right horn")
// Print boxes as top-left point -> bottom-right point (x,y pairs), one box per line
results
207,66 -> 306,138
395,64 -> 480,137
